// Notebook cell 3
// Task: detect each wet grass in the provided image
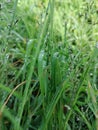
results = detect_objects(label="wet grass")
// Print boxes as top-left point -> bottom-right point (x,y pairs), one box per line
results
0,0 -> 98,130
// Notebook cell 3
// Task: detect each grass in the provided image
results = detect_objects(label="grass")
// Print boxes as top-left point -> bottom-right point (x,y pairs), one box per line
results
0,0 -> 98,130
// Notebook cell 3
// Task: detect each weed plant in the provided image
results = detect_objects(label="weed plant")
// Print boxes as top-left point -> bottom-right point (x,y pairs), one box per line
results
0,0 -> 98,130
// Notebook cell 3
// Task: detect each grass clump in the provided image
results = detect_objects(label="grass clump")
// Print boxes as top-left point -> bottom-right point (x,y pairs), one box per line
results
0,0 -> 98,130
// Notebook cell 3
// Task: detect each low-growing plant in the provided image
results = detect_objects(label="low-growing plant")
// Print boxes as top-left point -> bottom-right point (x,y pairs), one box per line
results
0,0 -> 98,130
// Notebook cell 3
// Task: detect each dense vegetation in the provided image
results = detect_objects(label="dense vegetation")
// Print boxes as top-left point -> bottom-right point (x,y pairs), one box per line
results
0,0 -> 98,130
